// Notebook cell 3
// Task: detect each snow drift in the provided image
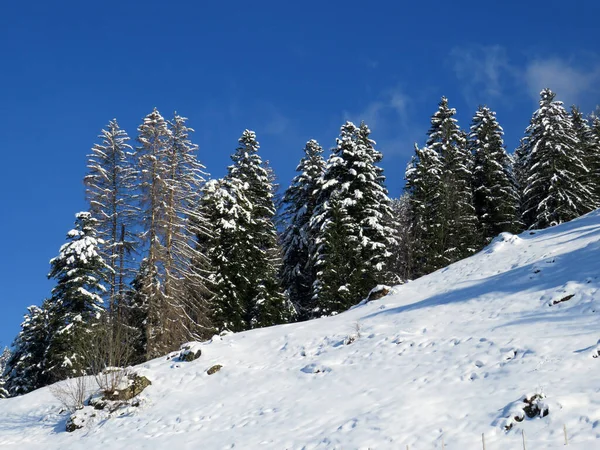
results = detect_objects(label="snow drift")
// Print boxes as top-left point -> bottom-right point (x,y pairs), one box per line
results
3,211 -> 600,449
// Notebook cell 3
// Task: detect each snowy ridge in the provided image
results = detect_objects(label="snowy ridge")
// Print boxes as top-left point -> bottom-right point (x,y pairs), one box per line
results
3,212 -> 600,449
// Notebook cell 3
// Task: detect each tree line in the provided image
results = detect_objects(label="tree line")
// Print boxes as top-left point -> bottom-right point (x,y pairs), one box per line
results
1,89 -> 599,398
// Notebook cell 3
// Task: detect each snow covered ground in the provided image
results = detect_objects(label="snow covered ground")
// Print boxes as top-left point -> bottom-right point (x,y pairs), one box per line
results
3,212 -> 600,449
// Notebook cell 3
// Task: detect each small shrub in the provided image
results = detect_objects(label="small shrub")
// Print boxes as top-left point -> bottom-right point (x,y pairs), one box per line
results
50,376 -> 92,413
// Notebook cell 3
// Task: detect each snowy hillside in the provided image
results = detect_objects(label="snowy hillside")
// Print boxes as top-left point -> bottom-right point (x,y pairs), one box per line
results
3,212 -> 600,449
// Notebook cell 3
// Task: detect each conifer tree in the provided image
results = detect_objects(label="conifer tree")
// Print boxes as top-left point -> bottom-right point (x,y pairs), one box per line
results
426,97 -> 479,261
387,194 -> 414,283
3,303 -> 54,396
404,144 -> 445,276
203,131 -> 292,332
200,178 -> 249,332
0,347 -> 9,398
45,212 -> 109,382
163,114 -> 212,340
571,106 -> 600,206
280,140 -> 326,320
133,109 -> 212,357
469,106 -> 521,242
134,108 -> 171,358
311,122 -> 394,314
519,89 -> 593,229
311,196 -> 358,315
84,119 -> 137,319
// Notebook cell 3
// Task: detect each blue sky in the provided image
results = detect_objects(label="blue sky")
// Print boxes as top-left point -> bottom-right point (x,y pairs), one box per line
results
1,0 -> 599,347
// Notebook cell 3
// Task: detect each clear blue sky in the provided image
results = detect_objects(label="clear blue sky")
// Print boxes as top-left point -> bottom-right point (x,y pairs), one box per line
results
1,0 -> 599,347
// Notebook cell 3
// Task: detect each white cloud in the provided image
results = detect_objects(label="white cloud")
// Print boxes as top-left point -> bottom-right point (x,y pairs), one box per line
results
344,87 -> 410,130
450,45 -> 600,108
449,45 -> 512,102
343,87 -> 421,158
523,58 -> 600,106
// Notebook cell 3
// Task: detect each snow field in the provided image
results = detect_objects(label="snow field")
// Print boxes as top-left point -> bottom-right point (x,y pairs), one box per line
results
2,212 -> 600,449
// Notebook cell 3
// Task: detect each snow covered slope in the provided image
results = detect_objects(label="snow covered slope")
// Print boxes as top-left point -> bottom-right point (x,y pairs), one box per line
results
3,212 -> 600,449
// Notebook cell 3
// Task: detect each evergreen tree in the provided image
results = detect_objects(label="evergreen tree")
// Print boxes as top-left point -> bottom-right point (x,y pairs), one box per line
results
0,347 -> 11,398
426,97 -> 479,262
469,106 -> 521,242
311,122 -> 395,314
45,212 -> 109,382
571,106 -> 600,205
404,143 -> 445,276
84,119 -> 137,319
120,261 -> 151,363
520,89 -> 593,229
387,194 -> 414,283
203,131 -> 292,332
200,178 -> 249,332
4,302 -> 54,396
311,196 -> 358,315
280,140 -> 326,320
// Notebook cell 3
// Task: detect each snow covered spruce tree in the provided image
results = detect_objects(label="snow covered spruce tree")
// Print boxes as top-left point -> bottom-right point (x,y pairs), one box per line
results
84,119 -> 137,319
310,122 -> 395,316
571,106 -> 600,204
3,303 -> 54,396
428,97 -> 479,261
406,97 -> 478,277
133,109 -> 211,359
518,89 -> 594,229
44,212 -> 109,382
202,131 -> 292,332
387,194 -> 414,283
469,106 -> 521,242
0,347 -> 11,398
404,143 -> 445,277
280,139 -> 326,320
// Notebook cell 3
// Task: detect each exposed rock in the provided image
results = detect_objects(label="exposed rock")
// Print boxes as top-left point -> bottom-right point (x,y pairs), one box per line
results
523,393 -> 549,418
103,373 -> 151,402
207,364 -> 222,375
367,285 -> 391,302
179,342 -> 202,362
66,408 -> 95,432
501,393 -> 549,431
551,294 -> 575,306
66,417 -> 83,432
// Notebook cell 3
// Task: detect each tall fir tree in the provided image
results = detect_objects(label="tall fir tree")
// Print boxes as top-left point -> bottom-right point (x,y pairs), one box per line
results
310,122 -> 395,315
571,106 -> 600,206
0,347 -> 9,398
3,303 -> 54,396
387,194 -> 414,283
404,143 -> 445,276
84,119 -> 137,319
469,106 -> 521,242
203,131 -> 292,332
280,140 -> 326,320
45,212 -> 109,382
519,89 -> 594,229
426,97 -> 479,262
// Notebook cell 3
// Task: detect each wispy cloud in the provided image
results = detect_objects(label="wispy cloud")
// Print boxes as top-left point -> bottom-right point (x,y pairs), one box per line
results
449,45 -> 513,104
523,57 -> 600,106
343,86 -> 421,159
262,104 -> 291,136
449,45 -> 600,107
